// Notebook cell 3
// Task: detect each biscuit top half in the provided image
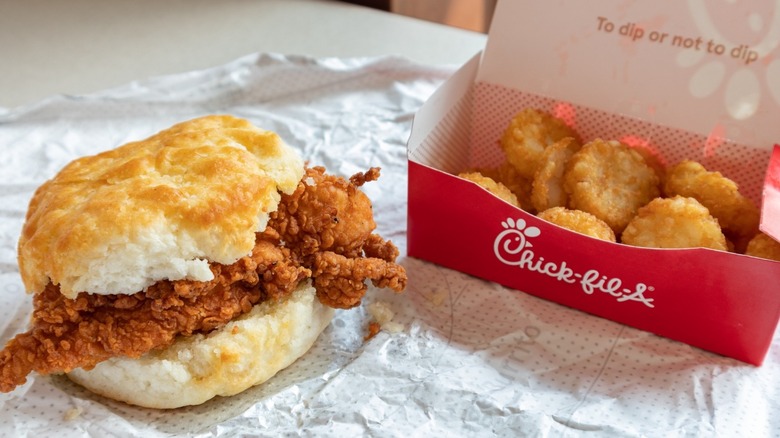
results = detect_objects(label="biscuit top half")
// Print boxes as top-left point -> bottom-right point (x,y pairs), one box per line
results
18,115 -> 304,298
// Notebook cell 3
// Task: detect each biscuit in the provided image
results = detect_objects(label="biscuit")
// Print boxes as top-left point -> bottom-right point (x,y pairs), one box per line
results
18,115 -> 304,297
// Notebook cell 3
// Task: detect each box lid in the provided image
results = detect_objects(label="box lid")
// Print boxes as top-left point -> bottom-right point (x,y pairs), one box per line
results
479,0 -> 780,151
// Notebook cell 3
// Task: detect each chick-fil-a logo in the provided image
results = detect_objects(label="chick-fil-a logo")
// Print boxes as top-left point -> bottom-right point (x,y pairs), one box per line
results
493,218 -> 655,308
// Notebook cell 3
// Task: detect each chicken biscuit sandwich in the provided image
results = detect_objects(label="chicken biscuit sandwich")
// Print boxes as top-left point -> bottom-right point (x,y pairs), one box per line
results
0,115 -> 407,408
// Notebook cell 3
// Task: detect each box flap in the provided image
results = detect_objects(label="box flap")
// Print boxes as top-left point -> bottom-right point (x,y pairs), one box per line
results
408,52 -> 482,174
408,52 -> 481,161
478,0 -> 780,150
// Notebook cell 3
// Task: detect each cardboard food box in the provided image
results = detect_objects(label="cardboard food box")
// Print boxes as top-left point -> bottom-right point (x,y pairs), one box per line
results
407,0 -> 780,365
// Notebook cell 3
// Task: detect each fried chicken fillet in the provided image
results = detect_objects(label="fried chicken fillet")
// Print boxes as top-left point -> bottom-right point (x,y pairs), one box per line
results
0,117 -> 406,397
273,166 -> 407,308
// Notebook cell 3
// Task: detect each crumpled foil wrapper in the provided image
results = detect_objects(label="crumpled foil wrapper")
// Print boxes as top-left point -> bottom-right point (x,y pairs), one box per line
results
0,53 -> 778,438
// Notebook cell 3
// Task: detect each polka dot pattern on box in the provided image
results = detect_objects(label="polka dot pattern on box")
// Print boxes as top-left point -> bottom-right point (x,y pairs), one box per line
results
414,87 -> 475,174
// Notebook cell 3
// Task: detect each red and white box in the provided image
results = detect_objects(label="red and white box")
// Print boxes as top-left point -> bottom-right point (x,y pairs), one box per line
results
407,0 -> 780,365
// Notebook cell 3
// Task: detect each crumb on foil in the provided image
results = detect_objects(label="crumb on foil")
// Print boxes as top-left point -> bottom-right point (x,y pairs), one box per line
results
64,406 -> 83,421
428,290 -> 448,307
364,301 -> 404,340
364,321 -> 381,341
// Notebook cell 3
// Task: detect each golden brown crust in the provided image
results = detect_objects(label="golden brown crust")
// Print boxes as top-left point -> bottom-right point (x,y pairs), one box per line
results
564,139 -> 660,234
745,232 -> 780,261
537,206 -> 616,242
18,115 -> 304,297
458,172 -> 520,207
663,160 -> 759,239
621,196 -> 728,250
471,162 -> 535,211
531,137 -> 580,212
500,108 -> 581,180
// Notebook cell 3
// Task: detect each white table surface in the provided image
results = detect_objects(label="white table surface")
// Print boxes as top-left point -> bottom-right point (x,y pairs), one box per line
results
0,0 -> 486,109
